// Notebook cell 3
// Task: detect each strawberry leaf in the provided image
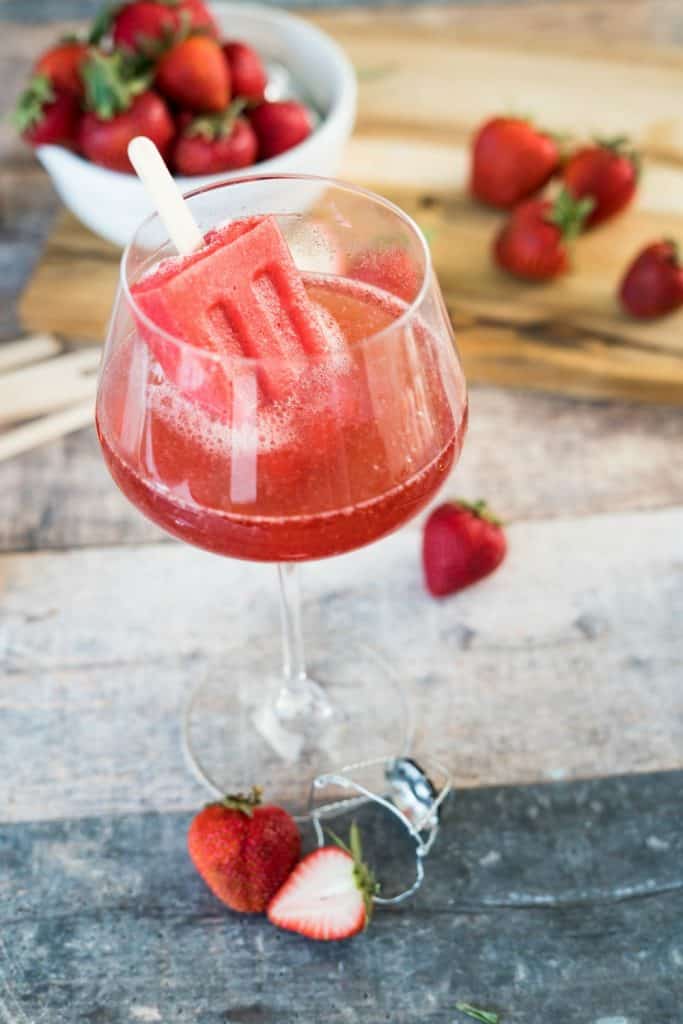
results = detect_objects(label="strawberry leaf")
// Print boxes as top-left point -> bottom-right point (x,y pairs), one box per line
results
186,99 -> 248,140
13,74 -> 55,132
88,4 -> 117,45
217,786 -> 262,817
456,1003 -> 501,1024
82,50 -> 153,118
329,823 -> 379,926
547,188 -> 594,240
664,237 -> 681,265
455,500 -> 503,527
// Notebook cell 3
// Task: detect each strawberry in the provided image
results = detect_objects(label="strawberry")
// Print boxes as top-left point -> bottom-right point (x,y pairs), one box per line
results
249,100 -> 312,160
422,500 -> 506,598
156,34 -> 230,113
223,41 -> 268,102
14,76 -> 81,147
493,189 -> 593,281
110,0 -> 219,51
35,40 -> 89,97
349,246 -> 420,302
619,239 -> 683,319
188,787 -> 301,913
470,116 -> 560,209
80,50 -> 173,171
268,824 -> 377,941
562,137 -> 639,227
173,102 -> 257,175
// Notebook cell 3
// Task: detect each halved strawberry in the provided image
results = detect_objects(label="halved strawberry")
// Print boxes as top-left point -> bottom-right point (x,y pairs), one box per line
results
267,825 -> 377,941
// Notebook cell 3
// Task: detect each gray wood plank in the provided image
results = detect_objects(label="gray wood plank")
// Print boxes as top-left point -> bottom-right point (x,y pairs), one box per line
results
1,771 -> 682,1023
2,508 -> 681,823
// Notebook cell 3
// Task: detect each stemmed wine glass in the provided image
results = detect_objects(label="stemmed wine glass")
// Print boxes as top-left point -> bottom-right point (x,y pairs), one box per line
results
96,175 -> 467,816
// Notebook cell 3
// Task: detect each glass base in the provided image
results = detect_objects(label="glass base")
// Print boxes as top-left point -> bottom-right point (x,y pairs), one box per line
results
182,637 -> 411,819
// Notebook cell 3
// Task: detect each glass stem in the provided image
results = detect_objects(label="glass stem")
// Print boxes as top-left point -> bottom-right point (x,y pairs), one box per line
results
278,563 -> 307,687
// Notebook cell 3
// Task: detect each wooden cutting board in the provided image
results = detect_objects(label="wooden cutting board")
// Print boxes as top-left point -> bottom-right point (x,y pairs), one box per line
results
19,5 -> 683,403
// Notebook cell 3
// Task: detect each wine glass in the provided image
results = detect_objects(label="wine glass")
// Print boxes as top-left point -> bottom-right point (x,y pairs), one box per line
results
96,175 -> 467,817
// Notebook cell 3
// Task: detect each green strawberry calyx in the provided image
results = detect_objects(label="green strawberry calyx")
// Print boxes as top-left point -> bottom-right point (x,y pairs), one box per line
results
453,499 -> 504,528
595,134 -> 642,178
13,75 -> 56,132
82,50 -> 153,119
217,786 -> 263,817
546,188 -> 595,241
328,822 -> 379,927
186,99 -> 249,140
662,238 -> 681,266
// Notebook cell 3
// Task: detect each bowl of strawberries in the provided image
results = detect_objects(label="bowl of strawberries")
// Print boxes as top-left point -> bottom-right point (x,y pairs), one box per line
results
15,0 -> 356,247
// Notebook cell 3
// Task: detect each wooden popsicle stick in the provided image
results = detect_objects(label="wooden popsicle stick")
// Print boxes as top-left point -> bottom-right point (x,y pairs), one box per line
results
0,347 -> 100,427
0,334 -> 61,373
0,399 -> 94,463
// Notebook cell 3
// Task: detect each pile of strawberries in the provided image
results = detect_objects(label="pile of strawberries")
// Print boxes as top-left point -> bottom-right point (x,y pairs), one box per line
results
471,116 -> 683,320
188,787 -> 378,942
14,0 -> 313,177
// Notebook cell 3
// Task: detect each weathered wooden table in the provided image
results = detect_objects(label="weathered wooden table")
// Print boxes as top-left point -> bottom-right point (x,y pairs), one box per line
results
1,2 -> 683,1022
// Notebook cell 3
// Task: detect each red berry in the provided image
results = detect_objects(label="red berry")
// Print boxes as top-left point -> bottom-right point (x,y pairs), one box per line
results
249,100 -> 312,160
223,41 -> 267,102
493,190 -> 593,282
79,90 -> 174,172
156,35 -> 230,113
619,240 -> 683,320
112,0 -> 219,50
562,137 -> 639,227
35,40 -> 89,97
471,117 -> 560,209
14,76 -> 81,147
173,105 -> 258,175
188,788 -> 301,913
422,500 -> 506,598
267,824 -> 376,941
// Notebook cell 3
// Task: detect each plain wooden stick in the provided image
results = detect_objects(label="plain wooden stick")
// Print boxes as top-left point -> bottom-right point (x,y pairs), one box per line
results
128,136 -> 203,256
0,334 -> 60,373
0,400 -> 94,463
0,348 -> 100,427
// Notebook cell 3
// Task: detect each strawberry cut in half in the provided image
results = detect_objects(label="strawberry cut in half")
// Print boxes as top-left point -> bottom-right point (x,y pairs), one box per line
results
267,824 -> 378,941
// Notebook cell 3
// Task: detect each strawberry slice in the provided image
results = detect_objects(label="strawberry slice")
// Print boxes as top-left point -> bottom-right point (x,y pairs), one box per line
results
132,216 -> 342,416
267,825 -> 377,941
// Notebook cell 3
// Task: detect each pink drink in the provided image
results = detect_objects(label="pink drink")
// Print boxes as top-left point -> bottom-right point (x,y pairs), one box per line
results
97,273 -> 467,561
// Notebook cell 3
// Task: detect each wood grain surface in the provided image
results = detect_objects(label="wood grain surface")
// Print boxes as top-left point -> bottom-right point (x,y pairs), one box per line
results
15,4 -> 683,402
2,6 -> 683,1022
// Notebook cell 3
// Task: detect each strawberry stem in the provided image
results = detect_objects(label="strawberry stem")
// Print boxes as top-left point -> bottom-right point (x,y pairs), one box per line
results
216,786 -> 262,817
546,188 -> 594,240
82,50 -> 152,118
454,499 -> 503,527
329,823 -> 379,926
186,99 -> 249,140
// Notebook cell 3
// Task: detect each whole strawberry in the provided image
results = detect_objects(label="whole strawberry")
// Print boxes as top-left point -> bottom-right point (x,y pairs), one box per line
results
80,51 -> 174,171
173,103 -> 258,175
223,41 -> 268,102
156,34 -> 230,113
619,239 -> 683,320
562,137 -> 639,227
188,788 -> 301,913
249,100 -> 312,160
35,40 -> 89,97
493,189 -> 594,281
110,0 -> 219,51
423,500 -> 506,598
268,824 -> 377,941
471,116 -> 560,209
14,76 -> 81,147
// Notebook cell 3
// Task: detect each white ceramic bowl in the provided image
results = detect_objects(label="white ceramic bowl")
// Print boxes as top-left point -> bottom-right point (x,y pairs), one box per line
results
36,2 -> 356,247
